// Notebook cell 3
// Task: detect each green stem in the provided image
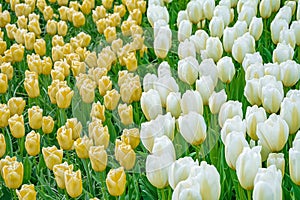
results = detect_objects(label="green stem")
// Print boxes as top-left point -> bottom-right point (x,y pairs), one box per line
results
11,189 -> 17,199
99,171 -> 107,200
82,159 -> 94,196
3,127 -> 13,156
167,187 -> 172,200
161,189 -> 166,200
58,108 -> 67,127
18,136 -> 25,160
247,190 -> 252,200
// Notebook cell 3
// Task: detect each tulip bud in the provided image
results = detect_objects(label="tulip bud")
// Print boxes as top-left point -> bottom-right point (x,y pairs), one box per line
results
8,114 -> 24,138
0,73 -> 8,94
168,157 -> 198,189
53,162 -> 73,189
245,105 -> 267,140
90,101 -> 106,122
42,146 -> 63,170
217,56 -> 236,83
46,20 -> 57,36
0,133 -> 6,157
181,90 -> 203,115
154,26 -> 171,59
34,39 -> 46,56
118,104 -> 133,126
28,106 -> 43,130
16,184 -> 37,200
280,60 -> 300,87
57,126 -> 74,150
166,92 -> 181,118
104,89 -> 120,110
209,16 -> 224,38
178,111 -> 206,145
115,139 -> 136,170
244,78 -> 261,106
24,32 -> 35,51
141,89 -> 163,120
64,170 -> 82,198
25,131 -> 40,156
221,116 -> 246,144
201,37 -> 223,62
218,100 -> 243,128
186,0 -> 203,24
121,128 -> 140,149
106,167 -> 126,196
2,161 -> 23,189
267,153 -> 285,176
236,146 -> 262,190
178,20 -> 192,42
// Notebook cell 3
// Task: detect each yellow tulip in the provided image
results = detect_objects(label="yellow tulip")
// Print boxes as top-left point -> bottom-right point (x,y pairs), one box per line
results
16,184 -> 37,200
51,69 -> 65,81
5,24 -> 17,40
46,20 -> 57,36
121,128 -> 140,149
104,26 -> 117,43
90,101 -> 106,122
1,62 -> 13,81
74,136 -> 93,159
53,162 -> 73,189
8,114 -> 25,138
80,0 -> 92,15
98,76 -> 112,96
0,156 -> 16,176
2,160 -> 23,189
108,13 -> 121,27
57,21 -> 68,37
114,5 -> 126,18
72,12 -> 85,28
64,170 -> 82,198
51,45 -> 64,62
121,20 -> 136,37
42,56 -> 53,75
7,97 -> 25,116
28,19 -> 41,37
52,35 -> 65,47
89,124 -> 110,149
34,39 -> 46,56
58,6 -> 68,21
118,104 -> 133,126
28,106 -> 43,130
25,131 -> 40,156
42,116 -> 54,134
0,40 -> 7,55
71,61 -> 85,77
42,146 -> 63,170
11,44 -> 24,62
54,60 -> 70,77
124,52 -> 137,72
57,0 -> 68,6
115,139 -> 136,170
43,6 -> 53,21
130,9 -> 142,25
96,18 -> 107,34
0,133 -> 6,158
0,104 -> 9,128
89,145 -> 107,172
0,73 -> 8,94
56,126 -> 74,150
56,86 -> 74,109
69,1 -> 80,11
104,89 -> 120,110
0,11 -> 11,28
106,167 -> 126,196
102,0 -> 113,9
137,1 -> 146,13
92,6 -> 106,22
65,118 -> 82,140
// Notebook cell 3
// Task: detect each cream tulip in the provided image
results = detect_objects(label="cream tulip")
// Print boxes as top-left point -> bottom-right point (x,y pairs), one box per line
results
221,116 -> 246,144
245,105 -> 267,140
280,60 -> 300,87
217,56 -> 236,83
141,89 -> 162,121
178,20 -> 192,42
166,92 -> 181,118
249,17 -> 263,41
195,76 -> 215,105
242,52 -> 263,72
218,100 -> 243,128
259,0 -> 272,18
178,39 -> 196,59
289,136 -> 300,185
147,5 -> 169,27
201,37 -> 223,62
181,90 -> 203,115
273,42 -> 294,64
172,178 -> 201,200
177,56 -> 199,85
279,28 -> 296,49
270,18 -> 288,44
232,33 -> 256,63
153,76 -> 179,107
154,26 -> 171,59
208,90 -> 227,115
190,30 -> 209,54
223,27 -> 237,53
198,58 -> 219,87
280,97 -> 300,134
267,153 -> 285,176
186,0 -> 203,24
209,16 -> 224,38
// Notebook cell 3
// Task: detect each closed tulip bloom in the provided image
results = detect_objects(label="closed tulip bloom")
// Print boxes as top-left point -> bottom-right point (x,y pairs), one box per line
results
181,90 -> 203,115
57,126 -> 74,150
279,28 -> 296,49
186,0 -> 203,24
42,146 -> 63,170
89,123 -> 110,149
195,76 -> 215,106
168,157 -> 198,189
8,114 -> 25,138
89,145 -> 107,172
225,131 -> 249,170
178,39 -> 196,59
223,27 -> 237,53
16,184 -> 36,200
208,90 -> 227,115
11,44 -> 24,62
7,98 -> 25,117
42,116 -> 54,134
273,43 -> 294,64
221,116 -> 246,144
275,5 -> 292,24
2,161 -> 23,189
79,83 -> 95,104
203,0 -> 215,20
259,0 -> 272,18
280,97 -> 300,134
244,78 -> 261,106
34,39 -> 46,56
217,56 -> 236,83
245,63 -> 265,80
74,136 -> 93,159
209,16 -> 224,38
25,131 -> 40,156
118,104 -> 133,126
154,26 -> 171,59
289,136 -> 300,185
245,105 -> 267,140
271,18 -> 288,44
98,76 -> 112,96
72,12 -> 85,28
238,5 -> 256,26
115,139 -> 136,170
28,19 -> 41,37
13,28 -> 27,45
178,56 -> 199,85
178,20 -> 192,42
291,21 -> 300,46
56,86 -> 74,109
257,114 -> 289,152
172,178 -> 202,200
166,92 -> 181,118
90,101 -> 106,122
190,30 -> 209,54
24,32 -> 35,51
104,89 -> 120,110
106,167 -> 126,196
264,63 -> 281,81
64,170 -> 82,198
232,33 -> 256,63
280,60 -> 300,87
141,89 -> 162,120
121,128 -> 140,149
214,5 -> 231,26
46,20 -> 57,36
57,21 -> 68,36
176,10 -> 188,27
218,101 -> 243,128
267,153 -> 285,176
0,133 -> 5,157
236,146 -> 262,190
178,111 -> 206,145
260,81 -> 284,114
65,118 -> 82,140
249,17 -> 263,41
253,165 -> 282,200
146,136 -> 175,188
28,106 -> 43,130
53,162 -> 73,189
201,37 -> 223,62
0,73 -> 7,94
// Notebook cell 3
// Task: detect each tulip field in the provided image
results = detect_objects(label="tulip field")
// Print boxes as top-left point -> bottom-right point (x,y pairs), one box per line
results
2,0 -> 300,199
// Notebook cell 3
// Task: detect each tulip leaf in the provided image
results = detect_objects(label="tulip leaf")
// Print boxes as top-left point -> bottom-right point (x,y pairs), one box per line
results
23,155 -> 32,183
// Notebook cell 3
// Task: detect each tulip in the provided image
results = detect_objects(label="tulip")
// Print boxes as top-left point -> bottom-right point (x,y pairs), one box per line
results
178,111 -> 207,145
225,131 -> 249,170
115,139 -> 136,170
168,157 -> 198,189
53,162 -> 73,189
186,0 -> 203,24
121,128 -> 140,149
195,76 -> 214,106
232,33 -> 256,63
289,136 -> 300,185
264,63 -> 281,81
79,83 -> 95,104
178,56 -> 199,85
5,24 -> 17,40
267,153 -> 285,176
280,60 -> 300,87
201,37 -> 223,62
42,116 -> 54,134
221,115 -> 246,144
271,18 -> 288,44
222,27 -> 237,53
34,38 -> 46,56
217,56 -> 236,83
56,86 -> 74,109
89,124 -> 110,149
176,10 -> 188,27
25,131 -> 40,156
104,89 -> 120,110
244,78 -> 261,106
72,12 -> 85,28
65,118 -> 82,140
146,136 -> 175,188
154,26 -> 171,59
209,90 -> 227,115
2,161 -> 23,189
253,165 -> 282,200
249,17 -> 263,41
214,5 -> 231,27
238,4 -> 256,26
118,104 -> 133,126
257,114 -> 289,152
90,101 -> 106,122
8,114 -> 24,138
280,97 -> 300,134
16,184 -> 37,200
28,106 -> 43,130
65,170 -> 82,198
178,39 -> 196,59
275,5 -> 292,24
24,32 -> 35,51
106,167 -> 126,196
245,63 -> 264,80
89,146 -> 107,172
166,92 -> 181,118
57,21 -> 68,36
172,178 -> 201,200
203,0 -> 215,20
178,20 -> 192,42
104,26 -> 116,43
0,133 -> 5,157
42,146 -> 63,170
181,90 -> 203,115
259,0 -> 272,18
0,156 -> 17,176
57,126 -> 74,150
236,146 -> 262,190
218,101 -> 243,128
119,75 -> 142,104
209,16 -> 224,38
245,105 -> 267,140
279,28 -> 296,49
0,73 -> 7,94
190,30 -> 208,54
74,136 -> 93,159
141,89 -> 163,120
273,43 -> 294,64
157,61 -> 171,78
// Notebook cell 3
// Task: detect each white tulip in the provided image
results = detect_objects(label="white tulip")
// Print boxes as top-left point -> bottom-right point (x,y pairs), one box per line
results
209,16 -> 224,38
153,76 -> 179,107
148,0 -> 163,6
275,5 -> 292,24
257,114 -> 289,152
168,157 -> 198,189
242,52 -> 263,72
172,178 -> 202,200
236,146 -> 262,190
190,30 -> 209,54
272,0 -> 280,12
143,73 -> 158,92
225,131 -> 249,169
270,18 -> 289,44
178,20 -> 192,42
178,56 -> 199,85
280,60 -> 300,87
147,5 -> 169,27
146,136 -> 175,188
223,27 -> 237,53
178,39 -> 196,59
208,90 -> 227,114
218,100 -> 243,128
244,78 -> 261,106
249,17 -> 263,41
232,33 -> 256,63
221,115 -> 246,144
186,0 -> 203,24
214,5 -> 231,26
154,26 -> 172,59
157,61 -> 171,78
217,56 -> 236,83
238,5 -> 256,26
289,134 -> 300,185
280,96 -> 300,134
253,165 -> 282,200
245,63 -> 265,80
201,37 -> 223,62
267,153 -> 285,176
178,111 -> 207,145
264,63 -> 281,81
195,76 -> 215,105
203,0 -> 215,20
141,89 -> 162,121
233,20 -> 248,38
287,89 -> 300,102
279,28 -> 296,49
259,0 -> 272,19
154,20 -> 168,38
181,90 -> 203,115
245,105 -> 267,140
198,58 -> 218,87
177,10 -> 189,27
166,92 -> 181,118
291,21 -> 300,46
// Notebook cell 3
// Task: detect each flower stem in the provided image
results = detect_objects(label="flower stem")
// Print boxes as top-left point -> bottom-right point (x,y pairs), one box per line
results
82,158 -> 94,196
247,190 -> 252,200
